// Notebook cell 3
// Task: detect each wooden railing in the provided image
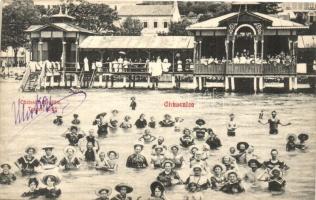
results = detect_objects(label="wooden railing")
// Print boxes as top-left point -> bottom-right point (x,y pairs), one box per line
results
194,63 -> 296,76
194,64 -> 225,75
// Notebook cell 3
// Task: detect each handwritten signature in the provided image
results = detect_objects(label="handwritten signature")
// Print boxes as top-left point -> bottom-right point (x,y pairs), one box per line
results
12,90 -> 87,125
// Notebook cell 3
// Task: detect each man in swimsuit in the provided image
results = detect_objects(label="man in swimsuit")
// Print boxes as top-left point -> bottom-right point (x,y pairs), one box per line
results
258,111 -> 291,134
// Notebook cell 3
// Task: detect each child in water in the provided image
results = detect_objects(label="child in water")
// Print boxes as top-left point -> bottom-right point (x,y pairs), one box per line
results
286,134 -> 297,152
71,114 -> 80,125
148,116 -> 156,128
21,178 -> 42,198
296,133 -> 309,151
220,171 -> 245,194
259,168 -> 286,193
227,113 -> 237,136
0,164 -> 16,185
139,129 -> 157,144
41,175 -> 62,199
159,114 -> 175,127
174,117 -> 184,132
120,115 -> 132,129
130,97 -> 137,110
109,110 -> 119,128
180,128 -> 195,148
184,182 -> 203,200
53,116 -> 63,126
193,119 -> 209,140
210,165 -> 226,191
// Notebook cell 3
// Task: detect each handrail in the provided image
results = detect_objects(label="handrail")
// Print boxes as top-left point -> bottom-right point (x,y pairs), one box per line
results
20,64 -> 31,91
89,69 -> 96,88
36,63 -> 46,90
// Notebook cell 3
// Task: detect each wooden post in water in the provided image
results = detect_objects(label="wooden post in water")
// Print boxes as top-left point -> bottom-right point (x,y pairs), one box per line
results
123,76 -> 127,88
224,76 -> 229,91
231,77 -> 235,92
259,76 -> 264,92
198,77 -> 202,91
171,75 -> 176,88
192,76 -> 197,89
253,77 -> 257,93
288,77 -> 293,91
105,75 -> 108,88
133,75 -> 136,88
147,76 -> 150,88
110,75 -> 114,88
293,77 -> 298,91
99,75 -> 102,88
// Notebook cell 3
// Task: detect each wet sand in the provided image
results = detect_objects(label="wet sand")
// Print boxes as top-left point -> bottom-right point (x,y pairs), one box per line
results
0,81 -> 315,200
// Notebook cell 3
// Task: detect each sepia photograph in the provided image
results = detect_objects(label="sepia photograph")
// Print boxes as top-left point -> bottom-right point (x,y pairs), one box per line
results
0,0 -> 315,199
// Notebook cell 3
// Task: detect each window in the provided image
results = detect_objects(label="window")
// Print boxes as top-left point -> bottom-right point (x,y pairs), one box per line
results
164,22 -> 168,28
143,22 -> 148,28
310,16 -> 315,22
154,22 -> 158,28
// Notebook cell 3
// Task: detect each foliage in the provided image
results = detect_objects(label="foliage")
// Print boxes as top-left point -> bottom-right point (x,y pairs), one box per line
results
1,0 -> 41,64
257,3 -> 282,14
119,17 -> 143,36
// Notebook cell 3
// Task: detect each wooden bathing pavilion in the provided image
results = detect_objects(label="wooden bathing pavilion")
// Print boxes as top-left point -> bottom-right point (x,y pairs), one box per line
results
21,6 -> 316,92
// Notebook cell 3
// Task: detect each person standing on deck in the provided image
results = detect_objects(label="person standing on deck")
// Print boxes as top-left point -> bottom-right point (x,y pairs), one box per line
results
258,111 -> 291,135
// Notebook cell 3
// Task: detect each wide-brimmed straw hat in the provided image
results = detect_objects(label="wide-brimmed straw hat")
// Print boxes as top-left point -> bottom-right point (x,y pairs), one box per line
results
170,145 -> 179,151
115,183 -> 133,193
64,146 -> 76,154
247,159 -> 262,168
42,145 -> 54,150
0,163 -> 11,169
107,150 -> 119,159
95,187 -> 112,196
236,142 -> 249,151
133,144 -> 144,150
298,133 -> 309,141
150,181 -> 164,194
41,175 -> 61,185
25,146 -> 37,154
195,119 -> 205,125
162,159 -> 175,169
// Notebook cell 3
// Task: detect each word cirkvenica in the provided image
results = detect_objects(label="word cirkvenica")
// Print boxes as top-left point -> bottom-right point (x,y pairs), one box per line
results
163,101 -> 194,108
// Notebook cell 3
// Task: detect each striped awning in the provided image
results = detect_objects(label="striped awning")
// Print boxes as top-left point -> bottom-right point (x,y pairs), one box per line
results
298,35 -> 316,48
79,36 -> 195,49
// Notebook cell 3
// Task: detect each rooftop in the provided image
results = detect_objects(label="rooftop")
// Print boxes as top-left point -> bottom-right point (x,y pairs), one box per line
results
118,4 -> 174,16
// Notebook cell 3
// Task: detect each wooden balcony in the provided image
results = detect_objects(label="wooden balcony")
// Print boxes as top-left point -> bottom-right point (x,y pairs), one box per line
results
194,64 -> 225,75
194,63 -> 297,76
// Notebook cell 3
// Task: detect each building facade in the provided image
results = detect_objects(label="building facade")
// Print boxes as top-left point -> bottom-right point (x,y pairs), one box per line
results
117,2 -> 181,35
280,2 -> 316,25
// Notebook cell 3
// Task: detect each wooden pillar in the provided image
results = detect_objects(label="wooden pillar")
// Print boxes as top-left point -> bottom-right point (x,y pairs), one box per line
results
62,40 -> 67,69
261,38 -> 264,61
254,38 -> 258,62
198,77 -> 202,91
172,50 -> 175,73
253,77 -> 257,93
199,41 -> 202,60
232,38 -> 235,60
123,76 -> 127,88
38,39 -> 43,62
259,76 -> 264,92
231,76 -> 235,92
225,38 -> 229,61
74,74 -> 79,87
193,41 -> 197,64
128,75 -> 131,88
225,76 -> 229,91
50,75 -> 54,87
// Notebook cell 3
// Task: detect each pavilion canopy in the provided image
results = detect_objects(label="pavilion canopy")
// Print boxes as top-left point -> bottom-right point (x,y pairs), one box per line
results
298,35 -> 316,48
187,12 -> 308,30
79,36 -> 195,49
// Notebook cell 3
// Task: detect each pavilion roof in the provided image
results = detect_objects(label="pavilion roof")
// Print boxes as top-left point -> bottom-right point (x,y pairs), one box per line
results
187,11 -> 308,30
79,36 -> 195,49
25,23 -> 94,34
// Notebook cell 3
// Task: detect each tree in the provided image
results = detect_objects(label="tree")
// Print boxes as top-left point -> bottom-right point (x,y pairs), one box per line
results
120,17 -> 143,36
36,0 -> 119,34
1,0 -> 41,65
166,19 -> 192,36
257,3 -> 282,14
